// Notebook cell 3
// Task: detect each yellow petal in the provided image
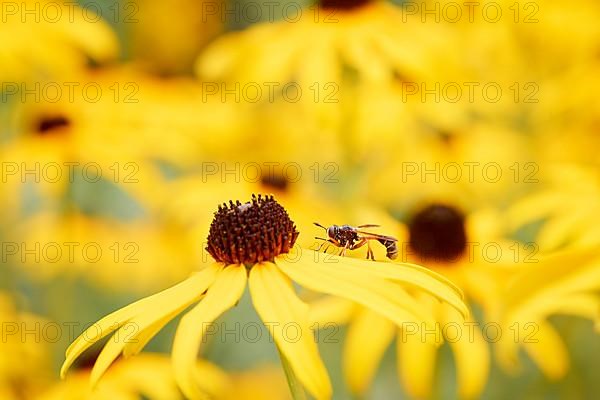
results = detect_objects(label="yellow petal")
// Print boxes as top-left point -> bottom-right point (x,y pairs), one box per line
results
61,299 -> 140,378
61,265 -> 220,379
343,309 -> 396,394
298,249 -> 468,318
249,262 -> 332,400
549,293 -> 600,329
441,304 -> 490,399
506,248 -> 600,318
308,296 -> 356,326
506,191 -> 562,231
172,265 -> 247,400
89,265 -> 222,386
278,254 -> 441,340
522,320 -> 569,379
397,331 -> 437,399
537,207 -> 593,251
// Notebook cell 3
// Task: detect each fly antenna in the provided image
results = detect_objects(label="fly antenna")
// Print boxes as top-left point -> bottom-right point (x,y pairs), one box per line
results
313,222 -> 328,231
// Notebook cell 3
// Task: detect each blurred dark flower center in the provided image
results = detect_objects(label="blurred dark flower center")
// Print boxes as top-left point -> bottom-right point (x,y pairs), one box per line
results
320,0 -> 371,10
260,173 -> 289,192
36,115 -> 71,135
206,194 -> 299,265
408,204 -> 467,263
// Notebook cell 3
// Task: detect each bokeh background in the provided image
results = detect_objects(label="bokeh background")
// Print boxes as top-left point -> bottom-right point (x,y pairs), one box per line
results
1,0 -> 599,399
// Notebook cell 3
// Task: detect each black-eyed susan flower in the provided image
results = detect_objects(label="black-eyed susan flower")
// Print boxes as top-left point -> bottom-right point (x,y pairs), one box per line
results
495,247 -> 600,380
8,211 -> 195,292
507,164 -> 600,252
0,0 -> 118,82
196,0 -> 457,86
127,0 -> 223,75
160,169 -> 348,261
61,194 -> 468,399
0,66 -> 245,219
310,203 -> 499,398
310,198 -> 582,399
44,355 -> 292,400
194,0 -> 461,136
41,353 -> 228,400
0,293 -> 51,400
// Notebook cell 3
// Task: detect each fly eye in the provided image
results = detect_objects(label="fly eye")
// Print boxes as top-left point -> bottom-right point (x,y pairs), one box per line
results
328,227 -> 336,238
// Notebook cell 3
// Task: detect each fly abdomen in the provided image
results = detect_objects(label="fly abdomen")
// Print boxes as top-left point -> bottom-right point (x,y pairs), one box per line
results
377,238 -> 398,260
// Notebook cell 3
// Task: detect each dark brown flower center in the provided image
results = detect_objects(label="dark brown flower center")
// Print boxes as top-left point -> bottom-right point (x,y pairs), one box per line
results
206,194 -> 299,265
320,0 -> 371,10
36,115 -> 70,135
408,204 -> 467,263
260,172 -> 289,192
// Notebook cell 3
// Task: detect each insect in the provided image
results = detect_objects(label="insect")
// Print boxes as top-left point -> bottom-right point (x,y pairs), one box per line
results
313,222 -> 399,260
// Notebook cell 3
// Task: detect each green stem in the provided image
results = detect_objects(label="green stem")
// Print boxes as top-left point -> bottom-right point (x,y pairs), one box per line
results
277,345 -> 308,400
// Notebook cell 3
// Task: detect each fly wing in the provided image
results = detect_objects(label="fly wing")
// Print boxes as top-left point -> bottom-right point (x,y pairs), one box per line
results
357,224 -> 380,228
356,231 -> 399,242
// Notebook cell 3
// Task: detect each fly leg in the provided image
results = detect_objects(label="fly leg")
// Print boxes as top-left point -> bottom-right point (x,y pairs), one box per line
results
348,238 -> 373,260
315,236 -> 340,255
366,240 -> 375,261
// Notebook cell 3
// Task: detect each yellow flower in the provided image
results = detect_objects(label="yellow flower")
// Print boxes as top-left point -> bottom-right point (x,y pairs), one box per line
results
496,247 -> 600,380
194,0 -> 461,134
8,211 -> 195,291
127,0 -> 224,75
362,120 -> 535,211
160,169 -> 349,260
0,66 -> 244,219
0,293 -> 51,400
0,0 -> 118,82
312,203 -> 501,398
196,0 -> 455,85
44,356 -> 292,400
61,194 -> 468,399
40,353 -> 228,400
507,164 -> 600,251
495,164 -> 600,376
310,198 -> 585,398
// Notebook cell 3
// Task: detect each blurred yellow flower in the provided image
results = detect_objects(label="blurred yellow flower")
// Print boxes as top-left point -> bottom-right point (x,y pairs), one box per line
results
0,66 -> 246,221
312,203 -> 502,398
127,0 -> 224,75
8,211 -> 195,292
194,0 -> 461,133
61,195 -> 467,399
0,293 -> 51,400
197,0 -> 456,85
40,353 -> 227,400
0,0 -> 118,82
43,356 -> 291,400
310,195 -> 593,398
496,247 -> 600,379
507,164 -> 600,251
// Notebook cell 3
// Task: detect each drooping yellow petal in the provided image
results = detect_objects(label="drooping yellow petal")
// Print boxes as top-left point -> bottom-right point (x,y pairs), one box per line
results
549,293 -> 600,330
506,191 -> 562,231
88,265 -> 223,386
521,319 -> 569,379
505,248 -> 600,316
278,254 -> 441,339
172,264 -> 247,400
397,330 -> 437,399
296,249 -> 468,318
61,265 -> 221,379
538,207 -> 594,251
343,309 -> 396,395
249,262 -> 332,400
441,304 -> 490,399
308,296 -> 356,326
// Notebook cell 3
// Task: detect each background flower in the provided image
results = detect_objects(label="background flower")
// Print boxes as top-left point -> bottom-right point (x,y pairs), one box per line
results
1,0 -> 598,399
